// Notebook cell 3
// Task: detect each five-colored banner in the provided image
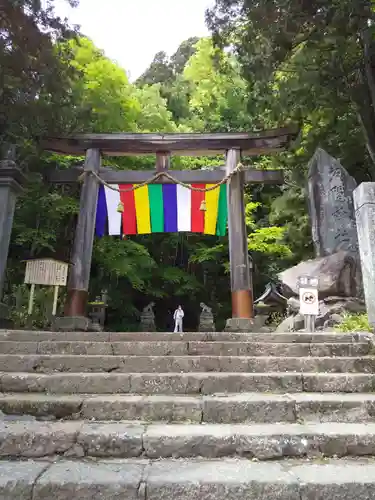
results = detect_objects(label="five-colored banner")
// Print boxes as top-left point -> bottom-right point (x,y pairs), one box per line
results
95,183 -> 228,237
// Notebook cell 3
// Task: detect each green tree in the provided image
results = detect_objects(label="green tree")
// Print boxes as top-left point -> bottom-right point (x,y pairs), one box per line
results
170,37 -> 200,74
182,38 -> 254,132
133,84 -> 177,132
66,37 -> 140,133
207,0 -> 375,178
206,0 -> 375,266
136,51 -> 174,86
0,0 -> 79,151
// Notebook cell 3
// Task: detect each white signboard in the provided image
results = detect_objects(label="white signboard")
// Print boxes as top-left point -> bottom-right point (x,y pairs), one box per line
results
299,287 -> 319,316
24,259 -> 69,286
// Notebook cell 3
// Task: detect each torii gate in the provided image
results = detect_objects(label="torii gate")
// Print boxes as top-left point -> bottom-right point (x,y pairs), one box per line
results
43,127 -> 297,331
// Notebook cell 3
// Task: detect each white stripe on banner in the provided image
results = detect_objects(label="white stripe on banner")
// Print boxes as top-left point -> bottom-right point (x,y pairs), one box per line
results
177,184 -> 191,232
104,185 -> 121,235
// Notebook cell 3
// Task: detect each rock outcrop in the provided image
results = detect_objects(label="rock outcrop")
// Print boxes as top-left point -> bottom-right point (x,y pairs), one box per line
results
278,251 -> 360,299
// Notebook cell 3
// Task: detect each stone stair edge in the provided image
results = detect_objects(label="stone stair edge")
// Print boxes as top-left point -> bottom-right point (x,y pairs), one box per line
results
2,370 -> 375,395
1,391 -> 375,424
2,353 -> 375,359
0,329 -> 371,343
0,328 -> 372,335
3,420 -> 375,461
0,340 -> 369,345
2,353 -> 375,375
0,342 -> 371,357
1,391 -> 375,401
2,457 -> 375,500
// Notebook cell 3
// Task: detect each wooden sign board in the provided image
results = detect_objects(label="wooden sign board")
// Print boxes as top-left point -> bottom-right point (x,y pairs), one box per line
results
24,259 -> 69,287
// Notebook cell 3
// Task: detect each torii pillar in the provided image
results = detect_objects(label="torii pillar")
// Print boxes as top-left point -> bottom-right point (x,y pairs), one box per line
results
224,149 -> 254,332
55,148 -> 101,332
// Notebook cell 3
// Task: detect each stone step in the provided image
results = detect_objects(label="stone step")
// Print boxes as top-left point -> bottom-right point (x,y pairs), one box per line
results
0,329 -> 370,343
2,371 -> 375,395
2,420 -> 375,460
1,354 -> 375,373
2,457 -> 375,500
1,392 -> 375,423
0,340 -> 370,357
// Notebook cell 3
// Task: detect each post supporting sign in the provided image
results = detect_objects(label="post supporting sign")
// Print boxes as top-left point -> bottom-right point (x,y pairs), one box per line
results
298,275 -> 319,332
24,259 -> 69,317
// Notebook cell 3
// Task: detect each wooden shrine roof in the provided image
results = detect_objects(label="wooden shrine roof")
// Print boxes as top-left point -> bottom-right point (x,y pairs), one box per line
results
41,126 -> 298,157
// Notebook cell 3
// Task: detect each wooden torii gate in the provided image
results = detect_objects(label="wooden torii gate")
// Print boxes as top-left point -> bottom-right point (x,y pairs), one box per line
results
43,127 -> 297,331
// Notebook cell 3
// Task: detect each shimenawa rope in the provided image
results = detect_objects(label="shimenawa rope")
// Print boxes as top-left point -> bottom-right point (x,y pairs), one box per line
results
78,162 -> 244,193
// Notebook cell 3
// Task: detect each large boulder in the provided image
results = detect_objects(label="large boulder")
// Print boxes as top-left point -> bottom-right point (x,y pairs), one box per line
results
275,314 -> 304,333
278,251 -> 360,299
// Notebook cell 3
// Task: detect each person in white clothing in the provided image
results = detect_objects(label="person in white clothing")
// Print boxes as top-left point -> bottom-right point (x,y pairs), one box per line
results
173,305 -> 184,333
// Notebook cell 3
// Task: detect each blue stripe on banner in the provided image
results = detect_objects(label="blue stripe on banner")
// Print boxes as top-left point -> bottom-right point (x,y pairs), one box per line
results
95,185 -> 108,237
163,184 -> 178,232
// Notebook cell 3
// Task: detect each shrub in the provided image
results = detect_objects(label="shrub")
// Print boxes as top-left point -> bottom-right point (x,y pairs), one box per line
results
336,313 -> 371,332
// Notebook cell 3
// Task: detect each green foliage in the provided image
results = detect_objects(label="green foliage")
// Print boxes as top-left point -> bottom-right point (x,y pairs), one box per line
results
207,0 -> 375,179
93,238 -> 157,291
248,227 -> 292,258
336,313 -> 371,333
65,37 -> 140,133
7,284 -> 65,329
137,51 -> 174,86
133,85 -> 177,132
182,38 -> 254,131
206,0 -> 375,270
246,198 -> 292,258
0,0 -> 80,153
8,1 -> 366,330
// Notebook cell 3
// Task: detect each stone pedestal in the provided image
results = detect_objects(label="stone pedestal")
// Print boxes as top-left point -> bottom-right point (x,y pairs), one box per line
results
141,315 -> 156,332
353,183 -> 375,328
199,312 -> 215,332
224,318 -> 255,332
52,316 -> 92,332
224,315 -> 267,333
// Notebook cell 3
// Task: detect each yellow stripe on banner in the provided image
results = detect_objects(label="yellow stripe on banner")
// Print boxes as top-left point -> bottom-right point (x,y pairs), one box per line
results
134,185 -> 151,234
204,185 -> 220,235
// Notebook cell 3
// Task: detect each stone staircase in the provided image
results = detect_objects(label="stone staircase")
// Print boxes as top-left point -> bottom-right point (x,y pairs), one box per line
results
1,329 -> 375,498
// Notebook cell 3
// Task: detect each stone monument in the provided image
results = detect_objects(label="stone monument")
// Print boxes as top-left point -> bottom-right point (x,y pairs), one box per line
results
307,148 -> 359,256
198,302 -> 215,332
140,302 -> 156,332
354,183 -> 375,329
277,148 -> 363,332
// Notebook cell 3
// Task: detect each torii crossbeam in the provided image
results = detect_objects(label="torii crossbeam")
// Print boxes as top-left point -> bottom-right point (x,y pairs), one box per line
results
43,127 -> 297,332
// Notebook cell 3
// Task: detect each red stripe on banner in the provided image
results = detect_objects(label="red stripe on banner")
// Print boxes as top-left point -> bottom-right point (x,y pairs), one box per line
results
120,185 -> 137,235
191,184 -> 205,233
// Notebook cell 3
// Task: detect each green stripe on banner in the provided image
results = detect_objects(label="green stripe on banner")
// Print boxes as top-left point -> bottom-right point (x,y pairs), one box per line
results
148,184 -> 164,232
216,184 -> 228,236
